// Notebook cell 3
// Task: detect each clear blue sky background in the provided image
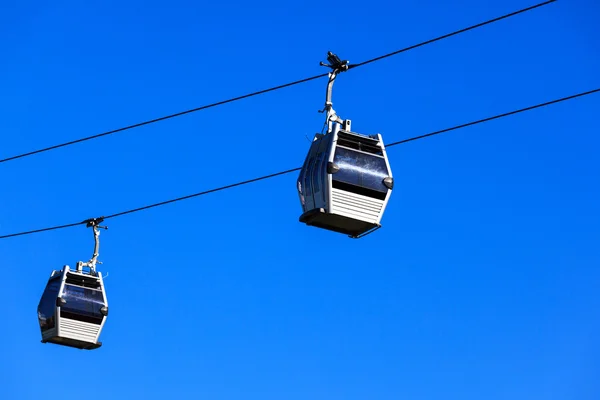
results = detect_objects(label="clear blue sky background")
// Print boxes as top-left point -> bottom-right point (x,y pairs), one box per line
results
1,0 -> 598,399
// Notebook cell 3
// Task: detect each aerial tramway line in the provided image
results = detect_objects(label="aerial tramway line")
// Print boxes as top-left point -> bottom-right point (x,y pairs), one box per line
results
36,52 -> 394,350
24,1 -> 571,349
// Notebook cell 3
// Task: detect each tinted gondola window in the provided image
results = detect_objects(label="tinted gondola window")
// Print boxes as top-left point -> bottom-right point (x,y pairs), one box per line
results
313,152 -> 323,194
333,147 -> 389,193
304,157 -> 314,197
61,284 -> 105,324
38,279 -> 61,331
319,150 -> 328,203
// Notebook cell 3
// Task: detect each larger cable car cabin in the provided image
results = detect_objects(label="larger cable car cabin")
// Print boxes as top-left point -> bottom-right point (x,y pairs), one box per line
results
38,218 -> 109,350
38,265 -> 108,350
298,123 -> 393,238
297,52 -> 394,238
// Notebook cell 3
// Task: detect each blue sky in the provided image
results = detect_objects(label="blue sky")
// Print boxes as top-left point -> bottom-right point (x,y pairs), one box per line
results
1,0 -> 599,399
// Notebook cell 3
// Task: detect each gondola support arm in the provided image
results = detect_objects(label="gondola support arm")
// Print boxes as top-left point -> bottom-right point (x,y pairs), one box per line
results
319,51 -> 351,133
76,217 -> 108,275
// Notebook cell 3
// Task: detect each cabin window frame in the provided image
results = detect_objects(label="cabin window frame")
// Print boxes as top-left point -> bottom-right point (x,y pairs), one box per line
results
60,284 -> 106,325
332,145 -> 390,195
38,277 -> 61,331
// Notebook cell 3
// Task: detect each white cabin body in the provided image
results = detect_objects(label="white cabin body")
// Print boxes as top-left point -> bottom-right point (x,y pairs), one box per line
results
38,265 -> 108,350
297,124 -> 393,237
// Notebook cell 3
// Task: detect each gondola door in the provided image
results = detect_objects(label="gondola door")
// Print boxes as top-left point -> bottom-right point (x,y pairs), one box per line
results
310,133 -> 333,211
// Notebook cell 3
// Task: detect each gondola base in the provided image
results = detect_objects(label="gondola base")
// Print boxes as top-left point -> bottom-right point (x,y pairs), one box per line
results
42,336 -> 102,350
299,208 -> 380,238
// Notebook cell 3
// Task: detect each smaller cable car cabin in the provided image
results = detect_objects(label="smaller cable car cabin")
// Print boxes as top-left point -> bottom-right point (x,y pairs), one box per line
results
297,52 -> 394,238
38,265 -> 108,350
37,217 -> 109,350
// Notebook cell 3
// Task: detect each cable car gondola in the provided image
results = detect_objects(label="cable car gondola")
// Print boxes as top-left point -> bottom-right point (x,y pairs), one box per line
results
37,218 -> 109,350
297,52 -> 394,238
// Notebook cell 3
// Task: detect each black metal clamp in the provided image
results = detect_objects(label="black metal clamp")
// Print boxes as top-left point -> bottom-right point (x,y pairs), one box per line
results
83,217 -> 108,230
320,51 -> 349,73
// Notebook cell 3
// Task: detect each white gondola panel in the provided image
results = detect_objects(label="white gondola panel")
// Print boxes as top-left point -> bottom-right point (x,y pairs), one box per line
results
37,265 -> 108,350
298,126 -> 393,238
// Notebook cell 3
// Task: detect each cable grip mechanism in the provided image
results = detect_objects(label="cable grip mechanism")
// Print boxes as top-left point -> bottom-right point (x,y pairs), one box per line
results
76,217 -> 108,275
318,52 -> 351,133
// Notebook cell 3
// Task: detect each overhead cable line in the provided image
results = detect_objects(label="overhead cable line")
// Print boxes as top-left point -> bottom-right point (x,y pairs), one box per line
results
347,0 -> 556,70
0,0 -> 556,165
385,87 -> 600,147
1,85 -> 597,240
